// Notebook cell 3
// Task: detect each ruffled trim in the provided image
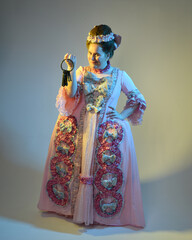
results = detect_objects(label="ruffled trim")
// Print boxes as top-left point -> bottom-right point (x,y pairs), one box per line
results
124,89 -> 146,125
55,84 -> 81,116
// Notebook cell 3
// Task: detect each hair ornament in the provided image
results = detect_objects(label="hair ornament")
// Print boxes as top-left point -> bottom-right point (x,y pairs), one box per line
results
87,32 -> 115,43
87,32 -> 122,49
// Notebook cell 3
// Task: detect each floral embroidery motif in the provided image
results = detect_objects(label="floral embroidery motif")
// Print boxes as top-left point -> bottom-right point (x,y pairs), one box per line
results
94,192 -> 123,217
102,153 -> 116,165
97,145 -> 121,168
50,156 -> 74,183
55,134 -> 76,157
101,173 -> 117,190
47,179 -> 69,206
47,116 -> 77,206
98,120 -> 123,145
95,167 -> 123,193
56,116 -> 77,136
94,120 -> 124,217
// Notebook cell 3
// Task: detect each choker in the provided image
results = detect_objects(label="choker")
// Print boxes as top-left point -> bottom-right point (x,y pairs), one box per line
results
90,61 -> 111,74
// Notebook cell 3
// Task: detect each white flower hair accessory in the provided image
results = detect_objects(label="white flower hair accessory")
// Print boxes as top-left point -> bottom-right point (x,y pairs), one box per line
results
87,32 -> 115,43
87,32 -> 122,49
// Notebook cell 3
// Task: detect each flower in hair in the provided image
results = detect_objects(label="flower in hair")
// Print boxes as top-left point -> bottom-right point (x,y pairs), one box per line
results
87,33 -> 115,43
87,32 -> 122,49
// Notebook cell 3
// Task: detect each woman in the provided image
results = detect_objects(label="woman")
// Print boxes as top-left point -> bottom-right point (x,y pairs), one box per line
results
38,24 -> 146,228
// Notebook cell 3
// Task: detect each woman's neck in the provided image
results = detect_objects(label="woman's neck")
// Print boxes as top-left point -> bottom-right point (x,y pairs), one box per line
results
90,61 -> 111,74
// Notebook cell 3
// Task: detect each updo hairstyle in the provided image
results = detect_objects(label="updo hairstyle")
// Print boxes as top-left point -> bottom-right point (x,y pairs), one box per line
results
86,24 -> 115,59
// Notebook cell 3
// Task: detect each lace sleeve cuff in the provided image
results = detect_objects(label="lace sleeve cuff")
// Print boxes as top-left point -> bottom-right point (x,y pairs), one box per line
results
55,83 -> 81,116
124,89 -> 146,125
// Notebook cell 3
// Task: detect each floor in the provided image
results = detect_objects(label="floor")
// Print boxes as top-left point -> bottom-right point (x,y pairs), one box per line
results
0,160 -> 192,240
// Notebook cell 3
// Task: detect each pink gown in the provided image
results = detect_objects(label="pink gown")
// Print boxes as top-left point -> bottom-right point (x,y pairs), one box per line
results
38,66 -> 146,227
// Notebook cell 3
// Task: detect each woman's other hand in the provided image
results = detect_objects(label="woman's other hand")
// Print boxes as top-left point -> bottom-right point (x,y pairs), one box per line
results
107,106 -> 124,120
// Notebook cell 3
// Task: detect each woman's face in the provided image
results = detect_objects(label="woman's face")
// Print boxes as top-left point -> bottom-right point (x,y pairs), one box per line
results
87,43 -> 109,69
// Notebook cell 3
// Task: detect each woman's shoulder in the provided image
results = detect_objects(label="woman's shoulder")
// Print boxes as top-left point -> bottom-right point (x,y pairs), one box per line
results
113,67 -> 129,76
110,66 -> 127,77
76,66 -> 92,76
110,67 -> 128,82
116,68 -> 133,82
76,66 -> 84,73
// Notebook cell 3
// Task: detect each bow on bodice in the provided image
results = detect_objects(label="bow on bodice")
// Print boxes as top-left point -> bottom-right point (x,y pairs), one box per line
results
83,76 -> 109,113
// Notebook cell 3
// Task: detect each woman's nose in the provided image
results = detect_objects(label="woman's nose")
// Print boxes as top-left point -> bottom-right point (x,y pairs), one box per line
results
91,55 -> 95,60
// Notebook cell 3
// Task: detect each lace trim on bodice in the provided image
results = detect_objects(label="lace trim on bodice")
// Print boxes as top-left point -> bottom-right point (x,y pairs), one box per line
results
83,68 -> 117,113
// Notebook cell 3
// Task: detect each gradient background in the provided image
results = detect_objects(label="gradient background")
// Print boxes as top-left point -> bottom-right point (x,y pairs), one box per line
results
1,0 -> 192,239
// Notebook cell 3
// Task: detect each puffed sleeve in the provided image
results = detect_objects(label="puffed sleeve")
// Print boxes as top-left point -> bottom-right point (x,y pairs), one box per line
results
55,66 -> 83,116
121,71 -> 146,125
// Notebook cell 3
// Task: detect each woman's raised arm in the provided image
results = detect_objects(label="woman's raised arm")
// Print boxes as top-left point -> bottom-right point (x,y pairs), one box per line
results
64,53 -> 77,98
